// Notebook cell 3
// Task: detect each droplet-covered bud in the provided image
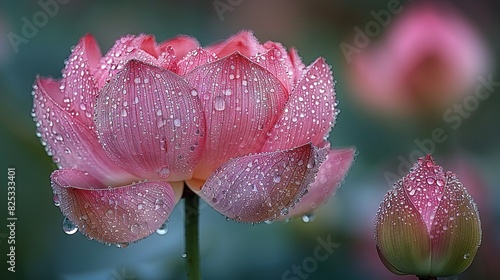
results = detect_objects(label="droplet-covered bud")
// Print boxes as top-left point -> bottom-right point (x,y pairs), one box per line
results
375,155 -> 481,277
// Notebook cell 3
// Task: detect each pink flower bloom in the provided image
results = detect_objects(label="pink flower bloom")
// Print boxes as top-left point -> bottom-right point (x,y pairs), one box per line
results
32,31 -> 354,245
375,155 -> 481,277
348,3 -> 491,117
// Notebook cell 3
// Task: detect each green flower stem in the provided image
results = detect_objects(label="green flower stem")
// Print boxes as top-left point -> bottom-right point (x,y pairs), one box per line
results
184,188 -> 201,280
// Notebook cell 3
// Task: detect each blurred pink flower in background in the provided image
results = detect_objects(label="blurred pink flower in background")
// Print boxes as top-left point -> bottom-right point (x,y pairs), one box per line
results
32,31 -> 354,245
347,3 -> 491,117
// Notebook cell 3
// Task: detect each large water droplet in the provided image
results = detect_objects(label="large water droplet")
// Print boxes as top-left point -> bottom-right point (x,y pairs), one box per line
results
157,166 -> 170,178
173,119 -> 181,127
53,194 -> 60,207
130,223 -> 140,234
156,220 -> 169,235
62,217 -> 78,235
273,176 -> 281,183
302,213 -> 315,223
116,242 -> 129,248
214,96 -> 225,111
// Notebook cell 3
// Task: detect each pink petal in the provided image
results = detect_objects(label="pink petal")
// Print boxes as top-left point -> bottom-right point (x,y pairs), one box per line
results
262,41 -> 296,88
284,147 -> 355,218
251,46 -> 291,92
177,48 -> 218,75
32,78 -> 133,184
375,178 -> 432,274
94,35 -> 176,89
60,34 -> 101,129
51,169 -> 179,244
184,52 -> 288,179
95,60 -> 205,181
197,143 -> 328,222
429,171 -> 481,274
403,155 -> 446,232
288,48 -> 306,86
159,35 -> 200,60
261,58 -> 336,152
205,30 -> 265,58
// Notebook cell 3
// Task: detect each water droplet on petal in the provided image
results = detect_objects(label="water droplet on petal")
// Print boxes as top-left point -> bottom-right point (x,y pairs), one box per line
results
157,166 -> 170,178
273,176 -> 281,183
214,96 -> 225,111
116,242 -> 129,248
62,217 -> 78,235
302,213 -> 315,223
53,194 -> 60,207
156,220 -> 169,235
173,119 -> 181,127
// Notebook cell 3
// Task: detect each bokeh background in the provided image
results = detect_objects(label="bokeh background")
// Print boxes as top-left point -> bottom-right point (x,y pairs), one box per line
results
1,0 -> 499,279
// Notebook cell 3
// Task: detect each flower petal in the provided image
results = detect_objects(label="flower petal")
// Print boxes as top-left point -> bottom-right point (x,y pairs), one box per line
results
94,35 -> 176,88
261,58 -> 337,152
251,46 -> 291,92
95,60 -> 205,181
177,48 -> 218,75
205,30 -> 265,58
403,155 -> 446,232
284,147 -> 355,218
185,52 -> 288,179
60,34 -> 101,129
51,169 -> 179,244
32,78 -> 133,184
159,35 -> 200,60
288,48 -> 306,86
197,143 -> 328,222
375,179 -> 432,276
429,172 -> 481,276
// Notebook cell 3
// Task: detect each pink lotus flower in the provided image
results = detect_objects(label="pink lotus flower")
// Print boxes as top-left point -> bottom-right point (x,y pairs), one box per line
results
32,31 -> 355,245
375,155 -> 481,277
348,3 -> 491,117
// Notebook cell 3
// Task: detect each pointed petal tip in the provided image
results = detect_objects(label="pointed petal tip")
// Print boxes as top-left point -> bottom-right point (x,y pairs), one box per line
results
282,147 -> 355,218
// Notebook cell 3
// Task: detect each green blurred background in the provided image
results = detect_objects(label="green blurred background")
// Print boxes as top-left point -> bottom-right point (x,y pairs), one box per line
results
1,0 -> 499,279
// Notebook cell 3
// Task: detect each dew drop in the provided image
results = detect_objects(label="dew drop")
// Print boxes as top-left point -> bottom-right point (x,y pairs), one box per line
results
173,119 -> 181,127
116,242 -> 129,248
463,253 -> 470,259
53,194 -> 60,207
273,176 -> 281,183
191,89 -> 198,96
62,217 -> 78,235
130,223 -> 140,234
134,77 -> 141,84
301,213 -> 315,223
156,220 -> 169,235
157,166 -> 170,178
214,96 -> 226,111
181,252 -> 187,258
